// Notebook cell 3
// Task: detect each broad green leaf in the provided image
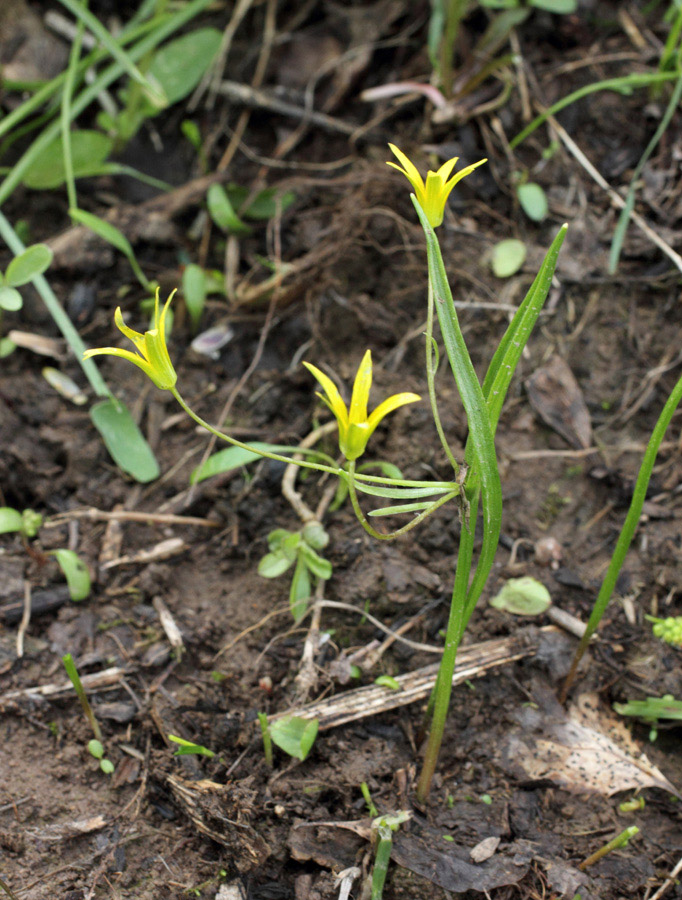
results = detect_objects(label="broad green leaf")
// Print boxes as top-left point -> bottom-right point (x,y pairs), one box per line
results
529,0 -> 577,12
0,507 -> 24,534
182,263 -> 206,331
490,576 -> 551,615
69,208 -> 134,259
269,715 -> 318,760
298,543 -> 332,580
148,28 -> 221,106
290,555 -> 311,622
191,443 -> 301,483
90,399 -> 160,483
50,548 -> 91,601
491,239 -> 526,277
207,184 -> 251,236
517,183 -> 548,222
0,286 -> 23,311
5,244 -> 53,287
258,550 -> 295,578
22,130 -> 113,189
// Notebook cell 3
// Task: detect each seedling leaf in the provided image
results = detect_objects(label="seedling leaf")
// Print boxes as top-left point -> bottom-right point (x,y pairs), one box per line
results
491,239 -> 527,277
90,399 -> 160,483
490,576 -> 551,615
5,244 -> 53,287
269,715 -> 319,760
50,549 -> 91,601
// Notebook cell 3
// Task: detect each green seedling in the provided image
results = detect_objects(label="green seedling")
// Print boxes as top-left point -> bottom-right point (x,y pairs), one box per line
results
619,796 -> 645,813
259,524 -> 332,622
82,143 -> 566,804
0,507 -> 90,601
614,694 -> 682,742
267,716 -> 319,762
561,367 -> 682,701
578,826 -> 640,871
87,739 -> 114,775
367,811 -> 411,900
646,614 -> 682,648
168,735 -> 216,758
361,781 -> 379,818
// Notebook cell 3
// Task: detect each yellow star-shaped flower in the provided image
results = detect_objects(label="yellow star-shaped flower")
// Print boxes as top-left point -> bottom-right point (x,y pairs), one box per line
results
303,350 -> 420,461
83,288 -> 177,391
387,143 -> 486,228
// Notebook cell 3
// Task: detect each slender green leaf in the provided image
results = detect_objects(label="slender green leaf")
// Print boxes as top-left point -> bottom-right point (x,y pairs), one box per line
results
290,556 -> 311,622
90,399 -> 160,483
50,548 -> 91,601
298,543 -> 332,580
269,715 -> 318,760
182,263 -> 206,331
207,184 -> 251,235
5,244 -> 53,287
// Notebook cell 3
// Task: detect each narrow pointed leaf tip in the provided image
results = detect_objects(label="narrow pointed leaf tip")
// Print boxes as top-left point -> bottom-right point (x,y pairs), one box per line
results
83,288 -> 178,390
387,144 -> 486,228
303,351 -> 420,461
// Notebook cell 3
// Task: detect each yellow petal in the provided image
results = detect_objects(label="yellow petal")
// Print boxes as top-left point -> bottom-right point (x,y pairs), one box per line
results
348,349 -> 372,427
114,307 -> 147,354
367,392 -> 421,433
303,362 -> 349,429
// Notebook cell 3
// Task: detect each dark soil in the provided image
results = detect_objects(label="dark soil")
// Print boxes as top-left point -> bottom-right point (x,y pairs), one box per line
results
1,2 -> 682,898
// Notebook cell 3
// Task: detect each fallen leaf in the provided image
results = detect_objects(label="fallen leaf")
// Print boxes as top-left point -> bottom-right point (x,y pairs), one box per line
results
526,355 -> 592,449
501,688 -> 680,797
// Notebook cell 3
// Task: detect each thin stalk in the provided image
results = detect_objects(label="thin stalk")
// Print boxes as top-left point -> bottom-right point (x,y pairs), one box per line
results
62,652 -> 102,741
561,369 -> 682,702
426,278 -> 460,473
0,211 -> 110,396
416,496 -> 473,802
346,461 -> 458,541
61,0 -> 88,211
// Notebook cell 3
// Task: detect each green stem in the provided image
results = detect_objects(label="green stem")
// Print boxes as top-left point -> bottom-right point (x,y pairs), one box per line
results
416,496 -> 474,803
0,211 -> 110,396
62,652 -> 102,742
561,369 -> 682,702
426,278 -> 460,473
61,0 -> 88,212
347,461 -> 458,541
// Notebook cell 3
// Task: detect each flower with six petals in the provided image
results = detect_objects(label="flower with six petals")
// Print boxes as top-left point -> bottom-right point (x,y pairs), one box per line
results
83,288 -> 177,391
303,350 -> 420,461
387,143 -> 486,228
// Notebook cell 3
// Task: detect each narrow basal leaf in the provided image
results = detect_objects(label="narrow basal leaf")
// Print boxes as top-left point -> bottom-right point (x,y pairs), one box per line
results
90,398 -> 160,483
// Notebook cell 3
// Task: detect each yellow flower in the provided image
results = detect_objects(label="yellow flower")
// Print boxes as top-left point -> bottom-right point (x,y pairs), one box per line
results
387,143 -> 487,228
303,350 -> 420,461
83,288 -> 177,390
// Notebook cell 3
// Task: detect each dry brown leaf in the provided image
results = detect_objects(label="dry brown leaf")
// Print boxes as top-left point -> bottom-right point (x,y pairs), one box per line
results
502,690 -> 680,797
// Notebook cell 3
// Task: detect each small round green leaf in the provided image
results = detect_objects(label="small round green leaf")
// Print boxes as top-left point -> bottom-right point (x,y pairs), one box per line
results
5,244 -> 53,287
491,239 -> 527,278
490,576 -> 551,616
50,549 -> 91,601
0,286 -> 23,311
517,183 -> 548,222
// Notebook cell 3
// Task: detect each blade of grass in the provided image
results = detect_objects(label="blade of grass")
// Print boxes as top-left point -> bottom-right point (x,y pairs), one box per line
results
609,72 -> 682,274
57,0 -> 167,106
510,72 -> 682,149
